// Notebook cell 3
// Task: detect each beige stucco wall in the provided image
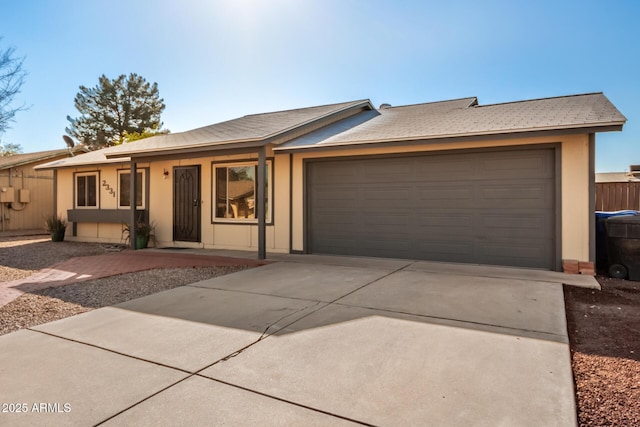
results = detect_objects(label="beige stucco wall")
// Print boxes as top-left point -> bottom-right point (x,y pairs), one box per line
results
288,133 -> 592,264
56,162 -> 144,243
55,132 -> 592,266
56,152 -> 292,253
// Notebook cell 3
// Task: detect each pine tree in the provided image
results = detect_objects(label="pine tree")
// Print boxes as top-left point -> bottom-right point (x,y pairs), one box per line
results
65,73 -> 166,149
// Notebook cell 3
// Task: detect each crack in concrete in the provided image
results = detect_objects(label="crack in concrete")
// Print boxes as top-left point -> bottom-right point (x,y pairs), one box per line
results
207,301 -> 325,366
272,262 -> 416,334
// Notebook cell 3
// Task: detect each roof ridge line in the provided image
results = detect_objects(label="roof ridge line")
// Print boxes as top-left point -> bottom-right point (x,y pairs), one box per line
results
475,92 -> 605,108
242,99 -> 371,118
384,97 -> 478,110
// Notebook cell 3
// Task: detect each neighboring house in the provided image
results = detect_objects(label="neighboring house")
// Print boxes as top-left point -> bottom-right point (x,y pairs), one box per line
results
595,166 -> 640,211
0,147 -> 88,231
36,92 -> 626,271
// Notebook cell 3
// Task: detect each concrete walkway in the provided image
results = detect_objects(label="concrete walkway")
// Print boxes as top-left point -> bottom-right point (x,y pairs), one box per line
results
0,255 -> 582,426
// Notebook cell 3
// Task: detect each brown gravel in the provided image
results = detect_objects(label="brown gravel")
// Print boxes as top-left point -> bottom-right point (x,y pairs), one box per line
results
0,235 -> 253,336
0,265 -> 248,336
564,275 -> 640,426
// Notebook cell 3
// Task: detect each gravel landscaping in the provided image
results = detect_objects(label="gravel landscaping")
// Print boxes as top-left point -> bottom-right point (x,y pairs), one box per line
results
0,235 -> 110,282
564,275 -> 640,426
0,235 -> 250,335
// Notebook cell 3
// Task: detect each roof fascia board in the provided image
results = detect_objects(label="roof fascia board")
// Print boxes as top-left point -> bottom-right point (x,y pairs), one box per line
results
129,145 -> 265,163
274,125 -> 624,154
34,157 -> 131,171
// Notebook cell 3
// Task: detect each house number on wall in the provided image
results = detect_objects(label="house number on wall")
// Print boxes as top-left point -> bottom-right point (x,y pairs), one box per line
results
102,180 -> 116,197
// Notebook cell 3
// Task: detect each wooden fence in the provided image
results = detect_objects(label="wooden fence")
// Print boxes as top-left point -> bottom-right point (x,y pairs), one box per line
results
0,169 -> 54,231
595,182 -> 640,211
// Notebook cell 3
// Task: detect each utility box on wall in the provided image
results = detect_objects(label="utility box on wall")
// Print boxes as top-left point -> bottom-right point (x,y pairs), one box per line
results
19,189 -> 30,203
0,187 -> 15,203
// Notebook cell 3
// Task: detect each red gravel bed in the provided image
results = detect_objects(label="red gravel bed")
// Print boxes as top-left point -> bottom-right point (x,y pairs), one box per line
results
564,275 -> 640,426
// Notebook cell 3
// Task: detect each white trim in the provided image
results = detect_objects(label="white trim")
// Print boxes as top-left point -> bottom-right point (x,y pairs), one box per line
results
117,169 -> 146,209
74,171 -> 99,209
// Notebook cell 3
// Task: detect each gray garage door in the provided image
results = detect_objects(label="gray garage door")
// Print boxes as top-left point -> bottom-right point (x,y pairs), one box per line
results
307,148 -> 556,269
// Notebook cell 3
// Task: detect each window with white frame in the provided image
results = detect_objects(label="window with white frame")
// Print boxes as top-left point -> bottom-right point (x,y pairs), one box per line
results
118,170 -> 145,209
213,161 -> 271,222
75,172 -> 99,208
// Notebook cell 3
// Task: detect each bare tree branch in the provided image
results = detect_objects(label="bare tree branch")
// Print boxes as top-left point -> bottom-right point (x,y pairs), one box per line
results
0,39 -> 27,135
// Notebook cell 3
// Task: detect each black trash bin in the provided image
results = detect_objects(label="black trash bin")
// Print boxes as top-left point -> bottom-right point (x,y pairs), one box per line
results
595,210 -> 639,269
605,214 -> 640,280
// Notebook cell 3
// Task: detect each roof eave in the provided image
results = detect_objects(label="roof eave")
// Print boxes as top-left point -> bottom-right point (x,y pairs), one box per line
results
2,148 -> 89,170
34,157 -> 131,171
105,139 -> 265,160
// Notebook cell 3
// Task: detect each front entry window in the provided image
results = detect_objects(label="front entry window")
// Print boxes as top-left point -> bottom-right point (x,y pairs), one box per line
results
213,162 -> 271,223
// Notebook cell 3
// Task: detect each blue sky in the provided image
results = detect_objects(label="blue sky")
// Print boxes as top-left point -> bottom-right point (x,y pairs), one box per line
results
0,0 -> 638,172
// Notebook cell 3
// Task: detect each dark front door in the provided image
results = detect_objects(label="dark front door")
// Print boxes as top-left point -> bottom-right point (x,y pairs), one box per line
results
174,165 -> 201,242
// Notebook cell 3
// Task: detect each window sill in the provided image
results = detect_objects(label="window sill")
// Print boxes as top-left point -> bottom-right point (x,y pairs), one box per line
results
212,219 -> 273,226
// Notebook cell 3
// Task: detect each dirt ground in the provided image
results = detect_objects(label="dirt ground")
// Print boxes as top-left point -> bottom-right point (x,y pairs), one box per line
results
564,275 -> 640,426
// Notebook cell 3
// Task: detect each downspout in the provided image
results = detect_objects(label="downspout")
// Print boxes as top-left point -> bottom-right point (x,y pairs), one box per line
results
589,133 -> 596,263
257,146 -> 266,260
130,161 -> 137,250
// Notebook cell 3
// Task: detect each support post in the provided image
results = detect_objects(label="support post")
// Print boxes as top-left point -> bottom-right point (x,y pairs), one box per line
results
589,133 -> 596,263
53,170 -> 58,215
257,147 -> 266,260
130,161 -> 137,250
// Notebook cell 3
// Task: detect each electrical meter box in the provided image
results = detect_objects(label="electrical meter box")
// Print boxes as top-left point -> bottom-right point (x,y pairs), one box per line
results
0,187 -> 15,203
19,189 -> 30,203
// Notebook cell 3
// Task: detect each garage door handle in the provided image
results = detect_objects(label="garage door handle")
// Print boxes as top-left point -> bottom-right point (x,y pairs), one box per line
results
193,199 -> 200,207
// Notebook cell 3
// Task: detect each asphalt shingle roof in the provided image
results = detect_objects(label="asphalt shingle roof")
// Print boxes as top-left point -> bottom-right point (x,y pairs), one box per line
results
0,147 -> 88,170
37,100 -> 371,169
277,92 -> 626,150
104,99 -> 371,156
36,92 -> 625,169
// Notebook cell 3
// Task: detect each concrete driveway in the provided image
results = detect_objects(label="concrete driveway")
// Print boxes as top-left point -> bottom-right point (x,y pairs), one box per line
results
0,255 -> 591,426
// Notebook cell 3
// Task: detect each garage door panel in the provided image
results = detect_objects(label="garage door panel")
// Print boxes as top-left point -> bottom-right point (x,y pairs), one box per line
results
313,213 -> 359,227
363,159 -> 411,181
479,213 -> 552,238
476,243 -> 549,268
361,237 -> 412,253
414,158 -> 474,180
477,182 -> 553,209
416,185 -> 474,202
477,151 -> 554,179
308,148 -> 555,269
363,213 -> 411,227
313,238 -> 357,253
363,188 -> 411,201
414,245 -> 475,263
309,163 -> 358,184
